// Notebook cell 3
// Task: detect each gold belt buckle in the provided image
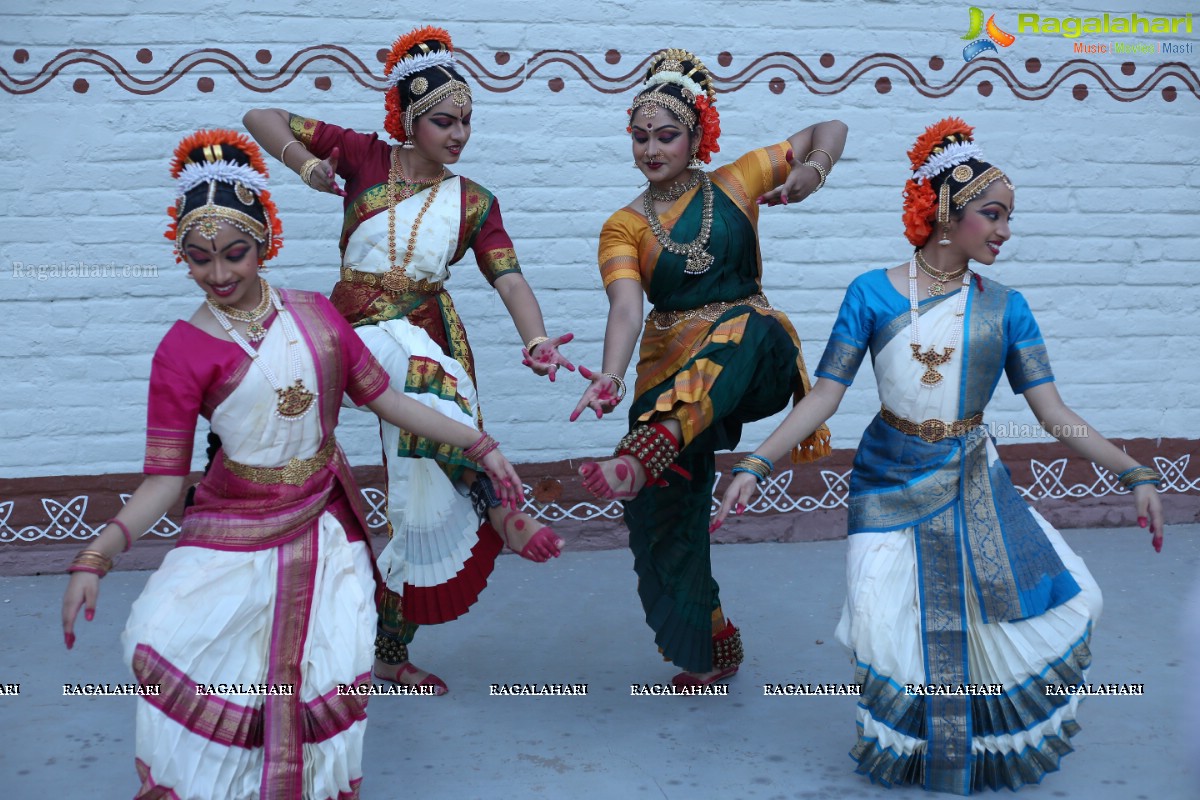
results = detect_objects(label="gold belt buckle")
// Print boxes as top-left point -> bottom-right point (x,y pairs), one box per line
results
918,418 -> 947,443
380,269 -> 409,294
279,455 -> 312,486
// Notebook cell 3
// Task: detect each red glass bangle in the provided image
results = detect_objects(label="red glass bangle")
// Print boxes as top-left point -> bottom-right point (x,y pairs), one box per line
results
106,518 -> 133,552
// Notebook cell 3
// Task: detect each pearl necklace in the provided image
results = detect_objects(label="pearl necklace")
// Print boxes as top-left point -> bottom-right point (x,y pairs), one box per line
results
205,277 -> 273,342
207,285 -> 318,420
909,254 -> 971,388
914,250 -> 969,297
643,171 -> 715,275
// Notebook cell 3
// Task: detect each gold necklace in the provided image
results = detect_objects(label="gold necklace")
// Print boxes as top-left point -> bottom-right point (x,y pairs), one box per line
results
206,277 -> 272,342
914,250 -> 968,297
386,146 -> 445,289
393,151 -> 446,203
206,285 -> 317,420
647,169 -> 702,203
643,171 -> 715,275
908,255 -> 971,387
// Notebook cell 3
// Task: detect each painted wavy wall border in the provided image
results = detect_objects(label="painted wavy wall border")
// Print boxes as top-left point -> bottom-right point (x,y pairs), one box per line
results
2,454 -> 1195,544
2,48 -> 1196,102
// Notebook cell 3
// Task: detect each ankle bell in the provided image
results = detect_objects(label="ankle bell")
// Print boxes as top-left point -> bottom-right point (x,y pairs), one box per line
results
614,423 -> 680,483
712,620 -> 744,670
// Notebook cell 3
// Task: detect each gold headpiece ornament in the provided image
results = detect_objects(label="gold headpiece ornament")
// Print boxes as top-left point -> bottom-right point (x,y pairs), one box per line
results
165,130 -> 282,262
383,26 -> 472,146
628,48 -> 722,163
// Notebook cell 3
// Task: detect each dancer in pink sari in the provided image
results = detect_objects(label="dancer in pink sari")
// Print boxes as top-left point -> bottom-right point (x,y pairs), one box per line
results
60,130 -> 524,799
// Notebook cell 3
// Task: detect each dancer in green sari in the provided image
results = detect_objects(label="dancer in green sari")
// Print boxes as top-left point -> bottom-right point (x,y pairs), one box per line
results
573,49 -> 846,685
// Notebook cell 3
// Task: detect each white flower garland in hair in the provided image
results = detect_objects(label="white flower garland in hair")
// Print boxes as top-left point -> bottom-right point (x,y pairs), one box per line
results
645,70 -> 704,98
176,161 -> 269,196
386,49 -> 457,86
913,141 -> 985,183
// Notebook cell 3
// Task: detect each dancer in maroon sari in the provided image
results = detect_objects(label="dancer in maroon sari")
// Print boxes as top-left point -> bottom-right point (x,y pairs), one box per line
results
245,26 -> 570,693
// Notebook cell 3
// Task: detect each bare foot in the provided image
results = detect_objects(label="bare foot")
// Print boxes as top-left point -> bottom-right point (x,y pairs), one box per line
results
671,665 -> 738,687
578,454 -> 646,501
374,658 -> 448,695
488,507 -> 564,562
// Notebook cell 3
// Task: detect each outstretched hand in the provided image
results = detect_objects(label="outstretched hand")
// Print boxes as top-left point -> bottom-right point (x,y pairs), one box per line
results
1133,483 -> 1166,552
480,448 -> 525,510
570,365 -> 623,422
522,332 -> 577,382
709,471 -> 759,533
756,149 -> 821,208
307,146 -> 346,197
61,572 -> 100,650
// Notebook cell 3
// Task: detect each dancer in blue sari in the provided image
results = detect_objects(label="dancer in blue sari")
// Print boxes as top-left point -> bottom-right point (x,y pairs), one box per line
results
715,118 -> 1165,794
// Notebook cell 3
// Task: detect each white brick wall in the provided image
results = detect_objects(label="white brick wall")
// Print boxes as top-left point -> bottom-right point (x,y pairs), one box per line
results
1,0 -> 1197,478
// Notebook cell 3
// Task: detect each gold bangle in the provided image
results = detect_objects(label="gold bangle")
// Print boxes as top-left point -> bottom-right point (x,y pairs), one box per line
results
601,372 -> 627,401
803,160 -> 828,192
1117,466 -> 1161,490
279,140 -> 304,169
525,336 -> 550,352
67,549 -> 114,578
299,158 -> 322,187
804,148 -> 835,170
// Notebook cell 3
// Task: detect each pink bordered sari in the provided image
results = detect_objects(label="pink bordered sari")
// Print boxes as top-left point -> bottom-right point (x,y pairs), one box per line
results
122,290 -> 389,800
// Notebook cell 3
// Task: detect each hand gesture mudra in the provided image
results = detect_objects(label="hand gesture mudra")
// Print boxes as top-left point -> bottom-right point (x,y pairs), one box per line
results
570,365 -> 624,422
757,149 -> 823,208
521,332 -> 577,382
304,146 -> 346,197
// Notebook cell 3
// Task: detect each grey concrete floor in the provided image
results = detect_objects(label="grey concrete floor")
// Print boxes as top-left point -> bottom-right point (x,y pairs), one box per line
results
1,526 -> 1197,799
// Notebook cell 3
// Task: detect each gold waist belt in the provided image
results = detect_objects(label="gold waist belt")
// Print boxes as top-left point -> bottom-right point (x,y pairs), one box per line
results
647,293 -> 770,331
339,266 -> 443,295
880,407 -> 984,444
224,437 -> 337,486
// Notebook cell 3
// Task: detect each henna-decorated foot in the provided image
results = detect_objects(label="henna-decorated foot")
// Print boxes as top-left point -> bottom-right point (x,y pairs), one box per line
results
374,658 -> 448,695
671,666 -> 739,687
578,454 -> 646,501
489,507 -> 564,562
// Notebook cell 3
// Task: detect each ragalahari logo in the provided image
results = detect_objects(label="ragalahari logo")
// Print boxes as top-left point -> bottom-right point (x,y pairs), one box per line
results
961,7 -> 1016,61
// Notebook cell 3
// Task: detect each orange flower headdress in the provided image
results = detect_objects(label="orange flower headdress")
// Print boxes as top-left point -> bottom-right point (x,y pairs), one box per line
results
383,26 -> 471,146
165,130 -> 282,263
629,48 -> 721,164
902,117 -> 1011,247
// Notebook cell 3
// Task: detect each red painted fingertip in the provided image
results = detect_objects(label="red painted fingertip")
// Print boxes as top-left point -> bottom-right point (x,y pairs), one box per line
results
736,503 -> 745,515
781,194 -> 789,205
85,609 -> 94,622
1138,516 -> 1148,528
1153,536 -> 1163,553
579,365 -> 594,379
65,632 -> 75,650
785,148 -> 794,162
709,520 -> 723,533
